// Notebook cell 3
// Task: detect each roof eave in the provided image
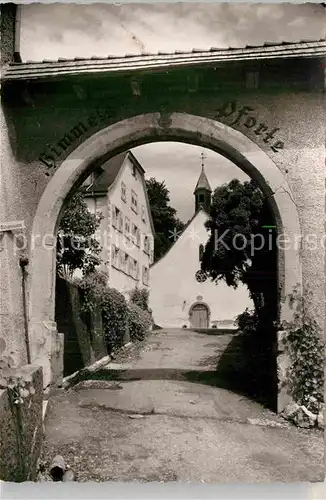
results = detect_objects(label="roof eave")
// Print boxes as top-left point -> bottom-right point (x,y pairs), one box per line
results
2,40 -> 325,82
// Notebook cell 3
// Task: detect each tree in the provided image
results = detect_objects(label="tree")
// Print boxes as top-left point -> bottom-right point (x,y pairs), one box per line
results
200,179 -> 278,406
56,192 -> 103,277
200,178 -> 278,325
146,177 -> 185,261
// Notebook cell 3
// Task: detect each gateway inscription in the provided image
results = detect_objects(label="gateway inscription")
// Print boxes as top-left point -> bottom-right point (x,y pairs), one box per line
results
39,101 -> 284,170
214,100 -> 284,153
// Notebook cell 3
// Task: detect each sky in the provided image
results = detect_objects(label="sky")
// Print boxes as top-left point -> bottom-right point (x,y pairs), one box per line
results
133,143 -> 248,223
20,3 -> 325,61
20,2 -> 325,221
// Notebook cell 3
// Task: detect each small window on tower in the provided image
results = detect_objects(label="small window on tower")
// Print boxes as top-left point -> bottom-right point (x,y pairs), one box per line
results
199,194 -> 205,203
199,244 -> 204,262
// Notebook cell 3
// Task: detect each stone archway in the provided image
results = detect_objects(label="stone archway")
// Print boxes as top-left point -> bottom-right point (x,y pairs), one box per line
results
27,112 -> 302,405
189,301 -> 211,329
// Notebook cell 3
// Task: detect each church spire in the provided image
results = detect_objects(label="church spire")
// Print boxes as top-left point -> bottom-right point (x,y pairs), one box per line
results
194,152 -> 212,213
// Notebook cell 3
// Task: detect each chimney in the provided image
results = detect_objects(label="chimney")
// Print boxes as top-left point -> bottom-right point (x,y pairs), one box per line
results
0,3 -> 22,66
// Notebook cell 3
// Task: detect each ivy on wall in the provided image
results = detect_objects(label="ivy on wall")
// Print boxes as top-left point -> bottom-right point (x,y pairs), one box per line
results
281,285 -> 325,413
235,284 -> 325,415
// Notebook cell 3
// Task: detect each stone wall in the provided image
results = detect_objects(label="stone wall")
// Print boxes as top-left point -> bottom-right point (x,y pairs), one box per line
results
0,365 -> 43,482
55,277 -> 107,376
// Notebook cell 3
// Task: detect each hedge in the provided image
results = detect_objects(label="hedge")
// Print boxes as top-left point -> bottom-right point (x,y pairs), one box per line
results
128,303 -> 152,342
79,272 -> 152,353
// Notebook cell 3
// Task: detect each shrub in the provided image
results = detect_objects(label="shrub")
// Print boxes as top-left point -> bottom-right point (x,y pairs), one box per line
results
0,358 -> 36,481
102,288 -> 129,352
235,307 -> 274,396
236,308 -> 259,336
79,271 -> 128,353
79,270 -> 108,313
128,287 -> 149,311
128,303 -> 152,342
79,273 -> 154,353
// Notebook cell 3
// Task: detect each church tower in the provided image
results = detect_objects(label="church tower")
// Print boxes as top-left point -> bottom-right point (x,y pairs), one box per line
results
194,152 -> 212,213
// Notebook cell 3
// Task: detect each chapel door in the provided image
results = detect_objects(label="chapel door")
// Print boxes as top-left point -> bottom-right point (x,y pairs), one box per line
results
190,303 -> 209,328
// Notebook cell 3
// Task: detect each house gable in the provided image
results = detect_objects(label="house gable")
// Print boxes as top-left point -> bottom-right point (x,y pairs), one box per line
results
150,207 -> 209,270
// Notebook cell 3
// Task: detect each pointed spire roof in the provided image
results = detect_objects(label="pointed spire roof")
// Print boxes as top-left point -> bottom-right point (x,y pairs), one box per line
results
194,165 -> 212,194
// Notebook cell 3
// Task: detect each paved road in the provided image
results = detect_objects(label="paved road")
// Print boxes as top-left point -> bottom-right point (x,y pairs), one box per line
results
41,329 -> 324,483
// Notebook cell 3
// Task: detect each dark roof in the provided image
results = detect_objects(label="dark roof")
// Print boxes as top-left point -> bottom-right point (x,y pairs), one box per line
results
194,167 -> 212,193
2,40 -> 325,81
82,152 -> 128,195
81,150 -> 156,236
81,150 -> 146,195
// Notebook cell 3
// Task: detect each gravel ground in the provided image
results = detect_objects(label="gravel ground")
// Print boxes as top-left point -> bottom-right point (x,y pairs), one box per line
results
38,329 -> 325,484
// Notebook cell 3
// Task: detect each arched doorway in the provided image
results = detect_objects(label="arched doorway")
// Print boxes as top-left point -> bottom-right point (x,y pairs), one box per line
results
189,302 -> 210,329
27,112 -> 302,411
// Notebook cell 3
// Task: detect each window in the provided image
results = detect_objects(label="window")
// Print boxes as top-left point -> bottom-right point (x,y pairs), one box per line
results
129,258 -> 139,280
142,265 -> 149,286
132,224 -> 140,247
127,255 -> 132,276
111,245 -> 119,268
121,182 -> 127,202
199,194 -> 205,203
112,206 -> 118,228
82,172 -> 95,188
119,250 -> 124,269
135,260 -> 140,280
119,251 -> 129,273
131,189 -> 138,214
118,211 -> 123,232
199,244 -> 204,262
130,258 -> 135,278
143,235 -> 150,255
132,164 -> 137,178
119,250 -> 126,271
131,224 -> 136,243
141,205 -> 146,222
112,206 -> 123,232
125,217 -> 131,239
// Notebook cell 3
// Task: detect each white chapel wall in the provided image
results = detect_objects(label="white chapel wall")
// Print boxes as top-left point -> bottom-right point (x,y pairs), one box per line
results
149,209 -> 253,328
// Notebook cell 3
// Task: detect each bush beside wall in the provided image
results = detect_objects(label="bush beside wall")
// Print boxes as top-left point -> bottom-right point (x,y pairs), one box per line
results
101,287 -> 129,354
56,274 -> 154,376
128,303 -> 152,342
128,287 -> 150,311
0,365 -> 43,482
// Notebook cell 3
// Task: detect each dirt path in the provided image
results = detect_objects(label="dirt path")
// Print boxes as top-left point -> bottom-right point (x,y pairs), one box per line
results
40,329 -> 324,483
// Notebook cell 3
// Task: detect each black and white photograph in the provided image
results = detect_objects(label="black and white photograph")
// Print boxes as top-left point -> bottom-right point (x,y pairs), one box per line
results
0,1 -> 325,487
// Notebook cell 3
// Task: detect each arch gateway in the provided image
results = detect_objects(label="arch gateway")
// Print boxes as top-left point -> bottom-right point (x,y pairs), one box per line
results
1,7 -> 325,412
